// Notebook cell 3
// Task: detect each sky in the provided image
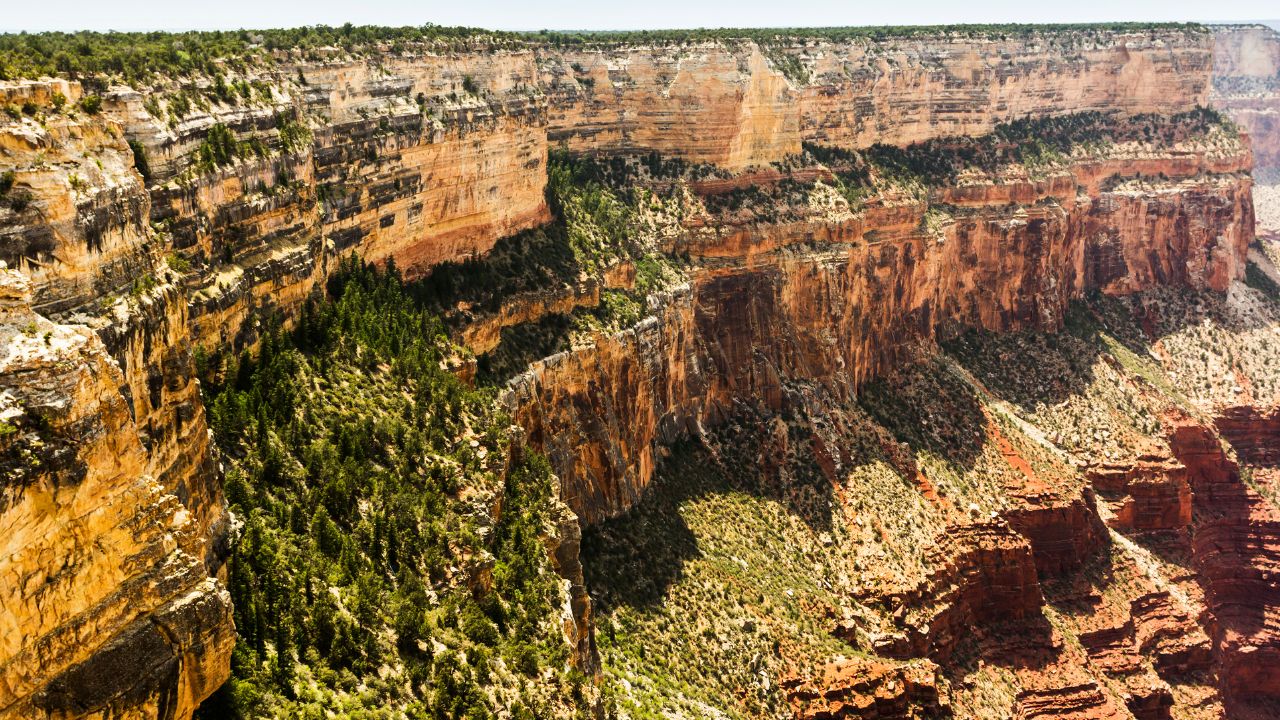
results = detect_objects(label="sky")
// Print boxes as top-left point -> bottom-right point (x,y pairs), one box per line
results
1,0 -> 1276,33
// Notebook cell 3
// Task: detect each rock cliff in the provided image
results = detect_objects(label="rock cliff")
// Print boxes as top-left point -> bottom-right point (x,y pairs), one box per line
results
0,268 -> 233,720
0,81 -> 230,720
509,134 -> 1254,524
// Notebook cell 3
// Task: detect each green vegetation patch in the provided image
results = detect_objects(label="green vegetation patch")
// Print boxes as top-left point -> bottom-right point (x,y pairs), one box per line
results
197,259 -> 584,719
0,24 -> 520,84
0,23 -> 1203,85
527,23 -> 1205,47
807,107 -> 1234,196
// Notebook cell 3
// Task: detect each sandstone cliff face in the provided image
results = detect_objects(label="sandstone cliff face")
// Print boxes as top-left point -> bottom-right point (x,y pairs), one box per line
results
541,29 -> 1211,168
1213,25 -> 1280,173
41,25 -> 1208,354
0,82 -> 222,544
0,268 -> 233,720
509,148 -> 1254,524
794,31 -> 1211,150
0,84 -> 231,719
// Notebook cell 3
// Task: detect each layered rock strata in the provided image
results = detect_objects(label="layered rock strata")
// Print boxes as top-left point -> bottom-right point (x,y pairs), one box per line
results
1169,414 -> 1280,716
0,83 -> 230,720
1212,25 -> 1280,173
509,148 -> 1254,524
0,22 -> 1257,720
782,657 -> 945,719
0,25 -> 1213,357
0,268 -> 233,720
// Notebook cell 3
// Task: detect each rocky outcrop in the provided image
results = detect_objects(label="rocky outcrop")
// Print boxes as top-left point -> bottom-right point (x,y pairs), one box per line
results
1003,487 -> 1109,577
0,268 -> 233,720
782,657 -> 945,719
1086,457 -> 1192,531
1166,412 -> 1280,717
872,522 -> 1044,662
1214,404 -> 1280,465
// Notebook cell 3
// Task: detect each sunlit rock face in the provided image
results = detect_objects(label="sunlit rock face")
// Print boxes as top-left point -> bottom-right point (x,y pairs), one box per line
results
0,267 -> 233,720
0,81 -> 231,720
541,29 -> 1212,168
510,148 -> 1253,525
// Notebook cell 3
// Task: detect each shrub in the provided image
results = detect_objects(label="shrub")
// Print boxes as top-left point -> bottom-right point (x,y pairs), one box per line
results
195,123 -> 241,171
276,113 -> 312,153
166,252 -> 192,274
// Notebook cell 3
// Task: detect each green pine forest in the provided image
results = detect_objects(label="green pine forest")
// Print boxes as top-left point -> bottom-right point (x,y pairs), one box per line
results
194,260 -> 589,719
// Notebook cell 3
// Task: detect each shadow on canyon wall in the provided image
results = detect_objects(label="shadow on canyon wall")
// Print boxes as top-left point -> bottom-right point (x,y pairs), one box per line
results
581,268 -> 1280,631
581,353 -> 997,612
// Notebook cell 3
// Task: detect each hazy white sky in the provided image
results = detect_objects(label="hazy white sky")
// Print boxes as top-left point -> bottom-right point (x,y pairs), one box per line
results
1,0 -> 1275,33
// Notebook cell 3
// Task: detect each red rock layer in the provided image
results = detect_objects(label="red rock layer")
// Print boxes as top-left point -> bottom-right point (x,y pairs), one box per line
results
511,154 -> 1254,524
882,522 -> 1045,662
1073,587 -> 1216,720
782,657 -> 945,719
1087,457 -> 1193,531
1214,405 -> 1280,465
1166,413 -> 1280,717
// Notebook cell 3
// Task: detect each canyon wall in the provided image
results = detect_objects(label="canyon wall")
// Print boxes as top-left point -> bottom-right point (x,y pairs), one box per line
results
541,29 -> 1211,167
0,80 -> 232,720
85,25 -> 1210,356
1213,24 -> 1280,173
0,269 -> 233,719
0,24 -> 1248,719
510,148 -> 1254,523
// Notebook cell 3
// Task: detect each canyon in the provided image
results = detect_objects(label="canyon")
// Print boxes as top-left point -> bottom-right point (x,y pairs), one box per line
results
0,20 -> 1278,720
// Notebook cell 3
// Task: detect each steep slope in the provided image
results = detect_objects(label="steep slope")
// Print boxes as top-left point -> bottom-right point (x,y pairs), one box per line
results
0,267 -> 233,719
0,81 -> 232,720
577,255 -> 1280,719
508,111 -> 1253,524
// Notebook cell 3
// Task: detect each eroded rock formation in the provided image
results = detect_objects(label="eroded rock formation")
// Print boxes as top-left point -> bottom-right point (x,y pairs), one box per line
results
510,145 -> 1254,524
0,268 -> 233,720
